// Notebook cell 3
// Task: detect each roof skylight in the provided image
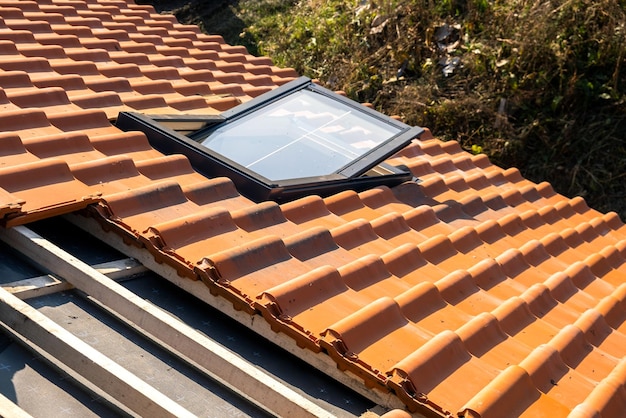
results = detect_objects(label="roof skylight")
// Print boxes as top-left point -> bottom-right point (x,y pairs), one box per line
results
194,89 -> 403,181
116,77 -> 424,202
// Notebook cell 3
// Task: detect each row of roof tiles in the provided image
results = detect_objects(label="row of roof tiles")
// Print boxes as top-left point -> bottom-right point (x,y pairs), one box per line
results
83,157 -> 626,417
0,0 -> 298,118
0,1 -> 624,417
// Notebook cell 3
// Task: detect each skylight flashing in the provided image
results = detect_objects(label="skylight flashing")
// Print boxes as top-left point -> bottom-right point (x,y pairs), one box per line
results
116,77 -> 424,202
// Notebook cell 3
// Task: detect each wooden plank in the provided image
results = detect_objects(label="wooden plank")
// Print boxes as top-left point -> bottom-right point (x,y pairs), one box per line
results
95,258 -> 146,280
66,214 -> 410,414
0,285 -> 195,418
2,274 -> 69,299
0,224 -> 336,418
0,391 -> 34,418
2,258 -> 147,300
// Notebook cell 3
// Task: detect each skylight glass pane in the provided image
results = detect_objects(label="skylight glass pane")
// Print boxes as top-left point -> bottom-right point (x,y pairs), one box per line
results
197,90 -> 402,181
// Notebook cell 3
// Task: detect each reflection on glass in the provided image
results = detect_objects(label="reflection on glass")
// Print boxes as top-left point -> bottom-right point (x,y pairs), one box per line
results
198,90 -> 402,181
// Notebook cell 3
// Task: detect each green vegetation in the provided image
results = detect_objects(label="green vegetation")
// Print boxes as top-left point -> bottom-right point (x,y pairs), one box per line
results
145,0 -> 626,219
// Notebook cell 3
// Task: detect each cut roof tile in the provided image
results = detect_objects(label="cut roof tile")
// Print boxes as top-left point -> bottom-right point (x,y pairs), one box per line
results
0,1 -> 625,417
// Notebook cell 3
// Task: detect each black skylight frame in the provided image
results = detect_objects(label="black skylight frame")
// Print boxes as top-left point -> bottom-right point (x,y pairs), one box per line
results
116,77 -> 424,203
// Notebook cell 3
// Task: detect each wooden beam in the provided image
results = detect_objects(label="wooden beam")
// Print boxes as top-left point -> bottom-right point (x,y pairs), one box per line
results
66,214 -> 410,414
95,258 -> 146,280
2,274 -> 69,299
0,391 -> 34,418
0,285 -> 195,418
0,224 -> 336,418
2,258 -> 146,300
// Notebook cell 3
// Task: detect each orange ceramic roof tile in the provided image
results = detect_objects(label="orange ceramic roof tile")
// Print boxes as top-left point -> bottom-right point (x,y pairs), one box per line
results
143,205 -> 266,279
596,284 -> 626,333
135,154 -> 208,187
435,270 -> 504,316
0,27 -> 36,43
321,297 -> 433,385
0,132 -> 34,162
0,8 -> 21,20
230,201 -> 304,238
284,226 -> 358,268
549,324 -> 621,382
584,253 -> 626,286
459,193 -> 516,221
3,19 -> 53,34
491,296 -> 562,347
83,121 -> 154,148
388,330 -> 501,415
257,265 -> 371,351
575,309 -> 626,359
417,233 -> 480,270
496,247 -> 564,292
0,185 -> 23,218
370,212 -> 429,246
324,190 -> 388,221
337,254 -> 413,300
0,108 -> 64,138
389,185 -> 431,213
458,364 -> 571,417
180,178 -> 253,211
0,38 -> 18,53
456,312 -> 533,370
359,185 -> 416,214
50,23 -> 95,38
331,218 -> 398,257
395,281 -> 473,334
0,158 -> 100,225
575,358 -> 626,417
403,203 -> 455,233
545,271 -> 603,316
29,71 -> 89,91
5,86 -> 84,113
24,10 -> 67,23
417,175 -> 470,202
520,283 -> 582,329
92,180 -> 202,239
69,154 -> 154,195
2,1 -> 626,417
196,235 -> 313,311
431,200 -> 487,228
281,194 -> 348,229
518,240 -> 572,277
470,258 -> 530,300
0,87 -> 18,111
563,261 -> 618,299
17,43 -> 67,59
21,131 -> 106,163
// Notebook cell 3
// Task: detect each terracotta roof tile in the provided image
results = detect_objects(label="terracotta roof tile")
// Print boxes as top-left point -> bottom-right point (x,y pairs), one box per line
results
390,330 -> 501,415
144,205 -> 264,278
70,154 -> 150,192
257,265 -> 366,348
0,158 -> 99,225
1,1 -> 625,416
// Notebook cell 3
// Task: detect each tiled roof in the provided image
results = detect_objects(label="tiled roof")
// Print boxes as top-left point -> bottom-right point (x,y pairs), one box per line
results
1,1 -> 625,417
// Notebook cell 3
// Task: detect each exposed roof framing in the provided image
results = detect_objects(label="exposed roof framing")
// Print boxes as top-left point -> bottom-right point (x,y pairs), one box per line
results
0,224 -> 353,418
65,212 -> 411,414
